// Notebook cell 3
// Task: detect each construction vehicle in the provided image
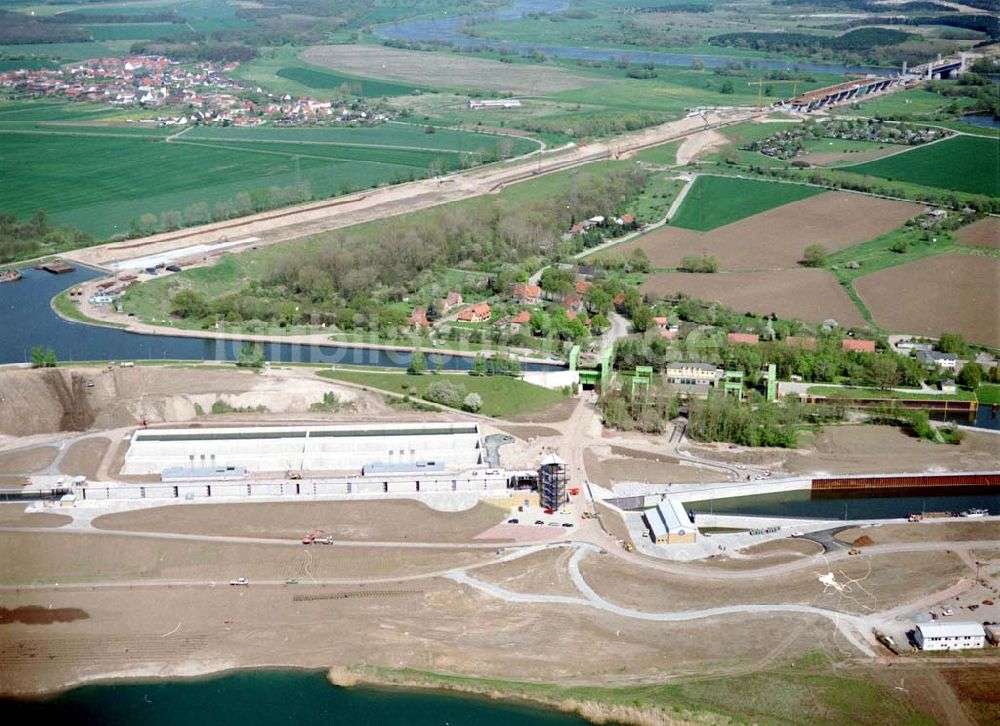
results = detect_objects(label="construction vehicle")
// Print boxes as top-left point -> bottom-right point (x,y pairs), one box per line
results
623,542 -> 634,552
302,529 -> 325,544
848,547 -> 861,556
873,629 -> 901,655
287,470 -> 302,480
746,79 -> 801,111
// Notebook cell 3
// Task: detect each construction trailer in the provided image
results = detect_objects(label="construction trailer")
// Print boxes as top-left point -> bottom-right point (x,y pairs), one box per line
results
538,452 -> 568,511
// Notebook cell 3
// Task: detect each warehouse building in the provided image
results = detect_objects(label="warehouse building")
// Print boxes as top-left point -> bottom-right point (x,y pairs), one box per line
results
644,499 -> 698,544
915,621 -> 986,651
122,422 -> 483,476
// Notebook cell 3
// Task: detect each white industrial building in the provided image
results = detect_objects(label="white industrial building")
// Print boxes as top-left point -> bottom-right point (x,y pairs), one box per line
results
644,499 -> 698,544
122,422 -> 483,476
914,621 -> 986,651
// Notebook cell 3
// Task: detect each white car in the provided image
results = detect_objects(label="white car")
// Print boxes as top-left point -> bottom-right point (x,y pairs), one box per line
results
791,531 -> 804,538
942,607 -> 955,616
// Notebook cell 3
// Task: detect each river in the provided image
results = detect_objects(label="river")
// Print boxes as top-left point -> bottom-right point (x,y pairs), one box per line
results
374,0 -> 894,77
687,487 -> 1000,520
0,669 -> 589,725
0,266 -> 558,371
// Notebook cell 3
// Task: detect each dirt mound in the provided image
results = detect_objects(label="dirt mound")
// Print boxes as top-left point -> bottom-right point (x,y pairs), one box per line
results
0,369 -> 95,436
0,606 -> 89,625
853,535 -> 875,547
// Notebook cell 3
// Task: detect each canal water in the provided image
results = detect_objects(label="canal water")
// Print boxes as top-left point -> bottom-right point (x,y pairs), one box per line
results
686,487 -> 1000,520
959,113 -> 1000,130
375,0 -> 892,76
0,266 -> 558,371
0,669 -> 589,725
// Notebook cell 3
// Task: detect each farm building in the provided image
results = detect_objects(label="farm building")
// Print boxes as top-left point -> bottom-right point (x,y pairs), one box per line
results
122,423 -> 484,476
457,303 -> 491,323
916,350 -> 957,369
727,333 -> 759,346
914,622 -> 986,651
644,499 -> 698,544
842,339 -> 876,353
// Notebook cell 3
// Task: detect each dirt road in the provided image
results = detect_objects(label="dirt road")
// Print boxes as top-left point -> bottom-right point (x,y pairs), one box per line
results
63,109 -> 754,270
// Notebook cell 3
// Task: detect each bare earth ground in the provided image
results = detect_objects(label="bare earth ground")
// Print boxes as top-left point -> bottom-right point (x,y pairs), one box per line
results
58,437 -> 109,480
855,255 -> 1000,347
955,216 -> 1000,249
0,446 -> 56,474
502,397 -> 579,424
686,425 -> 1000,475
641,269 -> 866,326
835,521 -> 1000,546
0,366 -> 400,438
0,476 -> 28,487
797,147 -> 900,166
299,45 -> 607,95
0,504 -> 70,528
695,538 -> 825,571
475,547 -> 584,598
493,424 -> 562,440
92,500 -> 507,543
600,457 -> 716,484
674,129 -> 727,165
578,549 -> 967,615
0,583 -> 850,697
615,192 -> 921,270
0,532 -> 493,584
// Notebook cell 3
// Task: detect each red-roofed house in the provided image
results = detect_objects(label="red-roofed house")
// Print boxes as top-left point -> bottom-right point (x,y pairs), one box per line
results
654,316 -> 678,340
562,293 -> 584,312
512,282 -> 541,304
509,309 -> 532,332
457,303 -> 491,323
407,306 -> 428,329
442,291 -> 463,312
842,339 -> 876,353
728,333 -> 759,346
575,280 -> 592,294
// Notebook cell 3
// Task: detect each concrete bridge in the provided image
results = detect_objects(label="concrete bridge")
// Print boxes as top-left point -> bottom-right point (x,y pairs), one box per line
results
909,52 -> 979,80
785,76 -> 906,113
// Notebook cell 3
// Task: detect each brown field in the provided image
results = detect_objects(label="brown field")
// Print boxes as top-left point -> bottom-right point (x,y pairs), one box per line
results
92,500 -> 507,543
0,531 -> 492,585
475,547 -> 582,598
614,192 -> 921,270
503,396 -> 579,424
797,147 -> 900,166
0,447 -> 56,474
836,521 -> 1000,546
641,269 -> 866,326
955,217 -> 1000,249
58,437 -> 109,480
579,549 -> 966,615
599,457 -> 716,484
0,504 -> 71,528
300,45 -> 606,95
0,581 -> 851,697
855,255 -> 1000,347
695,538 -> 824,570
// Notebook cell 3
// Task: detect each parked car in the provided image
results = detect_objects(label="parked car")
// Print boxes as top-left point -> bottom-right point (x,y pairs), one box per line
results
534,520 -> 544,525
507,518 -> 519,524
561,523 -> 574,528
230,577 -> 249,586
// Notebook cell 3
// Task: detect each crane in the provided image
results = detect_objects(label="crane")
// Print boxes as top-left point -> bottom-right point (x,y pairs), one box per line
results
747,79 -> 801,111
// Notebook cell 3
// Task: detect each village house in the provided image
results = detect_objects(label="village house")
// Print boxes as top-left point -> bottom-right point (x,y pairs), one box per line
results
842,339 -> 876,353
512,282 -> 541,305
407,306 -> 428,329
562,293 -> 584,313
441,291 -> 463,312
509,310 -> 532,333
916,349 -> 958,369
457,303 -> 491,323
727,333 -> 759,346
654,317 -> 678,340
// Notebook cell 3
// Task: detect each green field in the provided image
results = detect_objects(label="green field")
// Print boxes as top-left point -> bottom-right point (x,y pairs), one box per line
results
670,175 -> 823,231
0,104 -> 535,237
319,370 -> 568,418
275,67 -> 425,98
84,23 -> 187,41
845,135 -> 999,196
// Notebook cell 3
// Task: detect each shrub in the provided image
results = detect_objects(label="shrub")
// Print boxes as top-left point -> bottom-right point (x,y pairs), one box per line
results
801,244 -> 828,267
423,381 -> 464,408
463,392 -> 483,412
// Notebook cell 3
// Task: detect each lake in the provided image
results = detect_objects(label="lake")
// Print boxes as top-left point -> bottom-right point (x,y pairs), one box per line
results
0,669 -> 589,725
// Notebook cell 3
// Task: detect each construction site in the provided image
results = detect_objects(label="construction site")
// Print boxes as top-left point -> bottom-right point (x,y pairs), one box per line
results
0,360 -> 997,725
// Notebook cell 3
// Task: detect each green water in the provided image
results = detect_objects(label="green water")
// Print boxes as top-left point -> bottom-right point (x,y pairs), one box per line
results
0,670 -> 590,725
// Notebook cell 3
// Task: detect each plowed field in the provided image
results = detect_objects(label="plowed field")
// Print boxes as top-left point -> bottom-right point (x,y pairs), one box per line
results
955,217 -> 1000,249
641,269 -> 866,326
613,192 -> 921,270
854,255 -> 1000,347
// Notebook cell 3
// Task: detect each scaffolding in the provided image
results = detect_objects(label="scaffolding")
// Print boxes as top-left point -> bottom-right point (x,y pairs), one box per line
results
538,452 -> 568,510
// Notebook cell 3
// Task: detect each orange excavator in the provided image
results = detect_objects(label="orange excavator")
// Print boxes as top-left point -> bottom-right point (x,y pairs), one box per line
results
302,529 -> 324,544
